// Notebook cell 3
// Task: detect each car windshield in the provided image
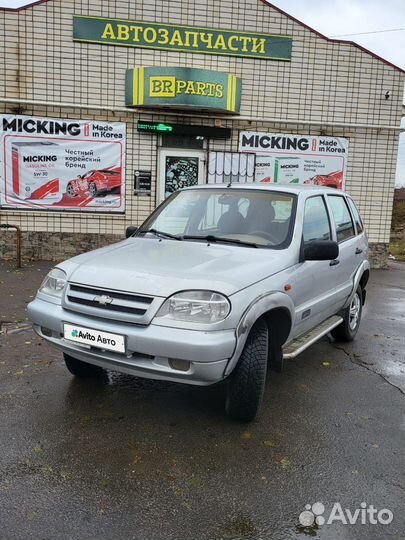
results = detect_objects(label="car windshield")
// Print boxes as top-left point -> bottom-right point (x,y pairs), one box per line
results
138,188 -> 297,248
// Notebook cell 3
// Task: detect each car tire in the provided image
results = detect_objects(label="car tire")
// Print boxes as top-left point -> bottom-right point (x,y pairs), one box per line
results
64,353 -> 103,378
66,182 -> 77,198
331,285 -> 363,342
225,318 -> 268,422
89,182 -> 98,197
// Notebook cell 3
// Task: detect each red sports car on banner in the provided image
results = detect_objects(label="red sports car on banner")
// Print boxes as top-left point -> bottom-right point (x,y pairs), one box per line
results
66,168 -> 121,198
304,170 -> 343,190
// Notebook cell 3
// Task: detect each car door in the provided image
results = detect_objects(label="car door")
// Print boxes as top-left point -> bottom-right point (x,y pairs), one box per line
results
291,194 -> 337,337
326,194 -> 359,307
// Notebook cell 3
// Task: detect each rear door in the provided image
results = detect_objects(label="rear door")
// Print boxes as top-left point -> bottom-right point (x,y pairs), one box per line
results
326,194 -> 359,306
291,194 -> 337,337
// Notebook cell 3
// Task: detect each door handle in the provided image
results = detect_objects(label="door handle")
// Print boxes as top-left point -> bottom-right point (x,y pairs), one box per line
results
329,259 -> 340,266
355,248 -> 363,254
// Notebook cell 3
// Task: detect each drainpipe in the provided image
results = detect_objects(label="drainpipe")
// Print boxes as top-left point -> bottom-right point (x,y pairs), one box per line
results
0,224 -> 22,269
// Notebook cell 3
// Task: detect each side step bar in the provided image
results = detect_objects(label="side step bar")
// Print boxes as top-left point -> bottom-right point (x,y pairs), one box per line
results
282,315 -> 343,359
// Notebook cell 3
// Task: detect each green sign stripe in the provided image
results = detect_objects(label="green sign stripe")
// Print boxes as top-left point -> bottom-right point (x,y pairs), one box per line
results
73,16 -> 292,61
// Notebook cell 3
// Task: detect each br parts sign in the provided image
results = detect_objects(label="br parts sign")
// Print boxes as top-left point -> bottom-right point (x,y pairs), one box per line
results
239,132 -> 349,190
0,115 -> 126,212
126,67 -> 241,113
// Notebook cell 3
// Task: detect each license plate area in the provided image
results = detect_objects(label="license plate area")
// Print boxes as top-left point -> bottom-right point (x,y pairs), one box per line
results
63,323 -> 126,353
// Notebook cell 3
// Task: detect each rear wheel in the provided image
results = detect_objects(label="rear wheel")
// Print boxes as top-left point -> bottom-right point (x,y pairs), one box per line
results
225,319 -> 268,422
89,181 -> 98,197
331,286 -> 363,342
64,353 -> 103,378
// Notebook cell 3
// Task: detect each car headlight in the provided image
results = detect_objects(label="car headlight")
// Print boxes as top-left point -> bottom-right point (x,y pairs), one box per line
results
39,268 -> 67,298
155,290 -> 230,324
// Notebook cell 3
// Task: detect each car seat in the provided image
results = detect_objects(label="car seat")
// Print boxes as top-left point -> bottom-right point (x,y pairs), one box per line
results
245,199 -> 276,232
217,200 -> 245,234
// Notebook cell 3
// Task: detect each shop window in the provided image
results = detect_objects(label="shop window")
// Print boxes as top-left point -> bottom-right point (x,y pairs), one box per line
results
208,152 -> 255,184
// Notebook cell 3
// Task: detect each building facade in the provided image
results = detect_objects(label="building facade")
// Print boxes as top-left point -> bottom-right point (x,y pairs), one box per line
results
0,0 -> 404,267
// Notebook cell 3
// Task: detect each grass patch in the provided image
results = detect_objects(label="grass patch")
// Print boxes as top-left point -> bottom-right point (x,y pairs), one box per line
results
389,240 -> 405,262
392,200 -> 405,229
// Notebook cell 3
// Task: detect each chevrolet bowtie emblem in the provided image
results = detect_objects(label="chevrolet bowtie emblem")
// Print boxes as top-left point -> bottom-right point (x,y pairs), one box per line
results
94,294 -> 113,306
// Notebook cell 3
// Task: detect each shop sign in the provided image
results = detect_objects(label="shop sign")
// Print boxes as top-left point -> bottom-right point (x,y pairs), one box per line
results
73,16 -> 292,61
239,132 -> 349,189
126,67 -> 241,113
0,115 -> 126,212
134,169 -> 152,196
137,121 -> 231,138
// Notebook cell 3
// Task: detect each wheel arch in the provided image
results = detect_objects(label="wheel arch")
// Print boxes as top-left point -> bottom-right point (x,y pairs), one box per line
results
343,260 -> 370,309
224,292 -> 294,377
261,307 -> 292,347
359,269 -> 369,290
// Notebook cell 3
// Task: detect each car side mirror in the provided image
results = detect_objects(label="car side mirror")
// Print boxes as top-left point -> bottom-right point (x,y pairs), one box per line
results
125,226 -> 138,238
303,240 -> 339,261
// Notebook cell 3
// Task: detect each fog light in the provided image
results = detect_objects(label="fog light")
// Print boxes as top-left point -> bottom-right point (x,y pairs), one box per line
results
41,327 -> 52,337
169,358 -> 191,372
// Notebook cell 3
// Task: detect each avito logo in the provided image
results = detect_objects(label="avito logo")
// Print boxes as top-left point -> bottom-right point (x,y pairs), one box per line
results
71,329 -> 96,341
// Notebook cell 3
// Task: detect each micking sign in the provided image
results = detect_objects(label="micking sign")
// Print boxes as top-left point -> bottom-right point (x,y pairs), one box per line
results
126,67 -> 241,113
73,16 -> 292,61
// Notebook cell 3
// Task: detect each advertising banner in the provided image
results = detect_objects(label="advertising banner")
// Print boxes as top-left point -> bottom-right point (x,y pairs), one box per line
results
126,67 -> 241,113
0,115 -> 125,212
239,132 -> 349,190
73,16 -> 292,61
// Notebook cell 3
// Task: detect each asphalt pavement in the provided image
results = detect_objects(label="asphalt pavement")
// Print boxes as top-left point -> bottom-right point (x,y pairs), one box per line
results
0,259 -> 404,540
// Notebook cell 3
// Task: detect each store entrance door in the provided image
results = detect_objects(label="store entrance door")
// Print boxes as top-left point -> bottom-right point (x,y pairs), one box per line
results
158,149 -> 206,203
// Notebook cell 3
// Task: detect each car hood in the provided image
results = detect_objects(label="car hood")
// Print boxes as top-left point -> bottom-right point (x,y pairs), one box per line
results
63,238 -> 292,297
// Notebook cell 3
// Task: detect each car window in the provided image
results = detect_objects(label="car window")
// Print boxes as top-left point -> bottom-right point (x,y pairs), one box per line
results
347,198 -> 364,234
140,189 -> 297,248
303,196 -> 331,244
328,195 -> 355,242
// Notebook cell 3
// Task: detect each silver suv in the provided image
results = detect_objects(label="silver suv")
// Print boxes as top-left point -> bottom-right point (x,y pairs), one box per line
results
28,184 -> 369,421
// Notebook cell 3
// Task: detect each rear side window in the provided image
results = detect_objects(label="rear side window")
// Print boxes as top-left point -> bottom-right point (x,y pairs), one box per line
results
328,195 -> 355,242
303,196 -> 331,244
347,198 -> 364,234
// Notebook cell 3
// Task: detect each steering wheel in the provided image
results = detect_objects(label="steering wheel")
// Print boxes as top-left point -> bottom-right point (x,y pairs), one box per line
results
250,230 -> 279,244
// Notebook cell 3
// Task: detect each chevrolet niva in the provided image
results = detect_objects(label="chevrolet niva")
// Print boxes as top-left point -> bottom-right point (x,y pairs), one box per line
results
28,184 -> 369,421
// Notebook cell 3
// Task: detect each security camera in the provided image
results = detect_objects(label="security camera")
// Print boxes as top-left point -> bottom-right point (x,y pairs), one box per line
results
385,91 -> 391,100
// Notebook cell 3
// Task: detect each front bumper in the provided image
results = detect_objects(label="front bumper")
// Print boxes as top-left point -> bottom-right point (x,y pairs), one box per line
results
27,297 -> 237,385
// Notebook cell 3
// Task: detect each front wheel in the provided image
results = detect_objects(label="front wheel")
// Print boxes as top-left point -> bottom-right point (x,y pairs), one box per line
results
331,286 -> 363,342
66,182 -> 77,198
64,353 -> 103,378
225,319 -> 268,422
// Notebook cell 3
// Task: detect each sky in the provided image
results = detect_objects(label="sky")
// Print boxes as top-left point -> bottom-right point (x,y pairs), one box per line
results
1,0 -> 404,185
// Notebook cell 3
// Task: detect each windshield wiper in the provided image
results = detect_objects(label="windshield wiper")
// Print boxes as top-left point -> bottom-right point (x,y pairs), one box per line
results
181,235 -> 258,248
138,228 -> 182,240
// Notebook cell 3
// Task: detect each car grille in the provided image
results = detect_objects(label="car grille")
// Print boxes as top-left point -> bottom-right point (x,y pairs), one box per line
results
63,283 -> 157,324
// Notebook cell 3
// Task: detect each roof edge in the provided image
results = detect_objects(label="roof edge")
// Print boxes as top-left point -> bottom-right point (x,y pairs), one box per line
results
0,0 -> 50,11
261,0 -> 405,74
